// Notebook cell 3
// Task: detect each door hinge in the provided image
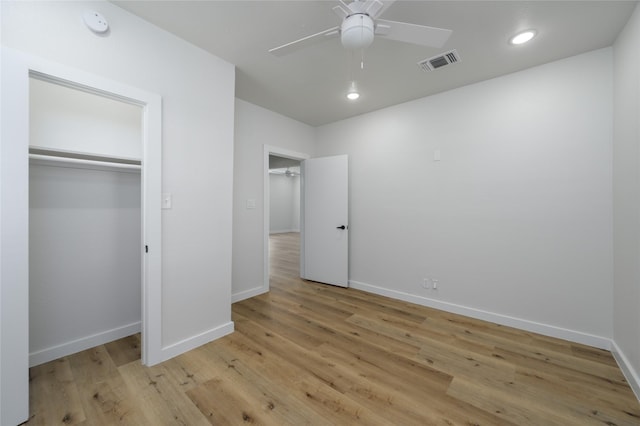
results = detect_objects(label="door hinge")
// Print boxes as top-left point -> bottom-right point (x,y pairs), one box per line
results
145,245 -> 149,253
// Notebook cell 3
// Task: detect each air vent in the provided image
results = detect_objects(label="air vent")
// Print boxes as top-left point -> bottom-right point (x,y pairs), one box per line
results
418,49 -> 461,72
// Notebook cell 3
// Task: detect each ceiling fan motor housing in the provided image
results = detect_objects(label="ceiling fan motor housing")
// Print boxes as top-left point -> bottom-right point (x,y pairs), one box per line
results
341,13 -> 374,50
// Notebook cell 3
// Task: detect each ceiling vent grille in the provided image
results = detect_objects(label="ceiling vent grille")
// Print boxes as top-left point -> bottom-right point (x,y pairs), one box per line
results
418,49 -> 461,72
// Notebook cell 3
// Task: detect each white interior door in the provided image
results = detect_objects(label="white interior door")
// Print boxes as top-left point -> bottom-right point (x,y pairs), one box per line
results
301,155 -> 349,287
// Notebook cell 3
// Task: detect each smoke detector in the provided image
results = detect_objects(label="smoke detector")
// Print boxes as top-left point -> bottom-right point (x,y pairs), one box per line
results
83,11 -> 109,34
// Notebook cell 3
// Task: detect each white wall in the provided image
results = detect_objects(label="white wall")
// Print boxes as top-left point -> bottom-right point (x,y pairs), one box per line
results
613,3 -> 640,398
2,0 -> 234,381
29,164 -> 141,365
316,48 -> 614,347
270,173 -> 300,233
30,77 -> 142,159
233,99 -> 314,300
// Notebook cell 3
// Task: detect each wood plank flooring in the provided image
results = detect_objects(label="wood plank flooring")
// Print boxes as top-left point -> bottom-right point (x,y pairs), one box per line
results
24,232 -> 640,425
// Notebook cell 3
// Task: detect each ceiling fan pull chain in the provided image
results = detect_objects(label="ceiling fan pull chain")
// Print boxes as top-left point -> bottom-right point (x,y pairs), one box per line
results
349,49 -> 355,81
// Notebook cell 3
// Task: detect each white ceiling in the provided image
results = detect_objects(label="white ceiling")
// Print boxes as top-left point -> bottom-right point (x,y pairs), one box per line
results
114,0 -> 636,126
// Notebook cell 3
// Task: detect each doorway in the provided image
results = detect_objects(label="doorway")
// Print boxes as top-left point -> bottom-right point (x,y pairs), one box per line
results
1,51 -> 162,424
28,76 -> 143,367
262,148 -> 350,292
268,155 -> 301,234
263,146 -> 309,293
268,155 -> 301,281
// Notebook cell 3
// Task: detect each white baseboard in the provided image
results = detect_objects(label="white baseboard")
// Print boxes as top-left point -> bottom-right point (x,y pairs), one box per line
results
232,285 -> 268,303
270,229 -> 300,234
29,321 -> 142,367
611,340 -> 640,402
349,280 -> 611,350
159,321 -> 234,362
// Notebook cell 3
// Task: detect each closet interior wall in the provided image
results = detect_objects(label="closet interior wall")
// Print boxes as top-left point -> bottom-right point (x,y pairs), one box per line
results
28,77 -> 143,367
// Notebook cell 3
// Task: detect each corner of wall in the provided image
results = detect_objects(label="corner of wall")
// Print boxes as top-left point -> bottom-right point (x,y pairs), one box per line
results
232,285 -> 268,303
612,0 -> 640,404
154,321 -> 234,366
611,340 -> 640,401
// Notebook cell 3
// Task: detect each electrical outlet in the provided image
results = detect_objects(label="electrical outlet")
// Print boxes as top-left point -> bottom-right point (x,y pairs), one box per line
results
432,279 -> 439,290
422,278 -> 430,289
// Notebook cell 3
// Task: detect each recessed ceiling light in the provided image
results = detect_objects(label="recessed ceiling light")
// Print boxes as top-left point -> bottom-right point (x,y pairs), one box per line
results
346,81 -> 360,100
510,30 -> 537,45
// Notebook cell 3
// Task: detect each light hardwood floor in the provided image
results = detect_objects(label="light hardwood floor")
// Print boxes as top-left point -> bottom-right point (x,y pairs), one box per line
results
25,232 -> 640,425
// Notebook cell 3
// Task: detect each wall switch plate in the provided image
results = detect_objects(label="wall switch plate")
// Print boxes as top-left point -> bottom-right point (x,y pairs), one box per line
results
434,150 -> 441,161
162,193 -> 172,209
246,199 -> 256,209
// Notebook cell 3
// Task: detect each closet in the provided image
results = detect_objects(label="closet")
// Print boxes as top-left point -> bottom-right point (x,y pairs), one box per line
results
29,76 -> 143,366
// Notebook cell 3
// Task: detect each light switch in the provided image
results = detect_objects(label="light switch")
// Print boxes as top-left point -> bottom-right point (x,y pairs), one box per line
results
162,193 -> 172,209
434,150 -> 441,161
246,199 -> 256,209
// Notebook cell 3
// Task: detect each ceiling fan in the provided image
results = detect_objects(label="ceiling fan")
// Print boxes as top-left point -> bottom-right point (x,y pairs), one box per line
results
269,0 -> 452,57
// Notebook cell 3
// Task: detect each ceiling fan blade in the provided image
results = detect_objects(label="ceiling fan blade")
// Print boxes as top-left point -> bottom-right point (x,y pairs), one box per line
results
333,4 -> 349,19
374,0 -> 397,18
375,23 -> 391,35
365,0 -> 385,18
375,19 -> 452,48
269,26 -> 340,57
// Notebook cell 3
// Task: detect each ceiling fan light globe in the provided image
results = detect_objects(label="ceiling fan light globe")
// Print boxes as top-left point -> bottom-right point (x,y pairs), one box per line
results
341,14 -> 374,50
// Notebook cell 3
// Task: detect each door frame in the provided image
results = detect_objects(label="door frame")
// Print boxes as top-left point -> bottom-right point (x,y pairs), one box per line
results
263,145 -> 310,293
1,48 -> 162,424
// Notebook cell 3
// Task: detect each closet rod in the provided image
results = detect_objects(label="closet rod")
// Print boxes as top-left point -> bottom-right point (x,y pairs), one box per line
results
29,154 -> 142,170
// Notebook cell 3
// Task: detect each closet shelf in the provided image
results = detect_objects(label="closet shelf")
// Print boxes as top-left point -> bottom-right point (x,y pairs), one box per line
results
29,151 -> 141,171
29,154 -> 142,170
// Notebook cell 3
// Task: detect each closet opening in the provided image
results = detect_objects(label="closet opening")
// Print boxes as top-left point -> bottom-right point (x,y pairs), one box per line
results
1,53 -> 162,423
28,75 -> 145,367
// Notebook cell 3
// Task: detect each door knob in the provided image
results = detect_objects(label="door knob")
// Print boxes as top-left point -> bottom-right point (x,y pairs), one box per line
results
336,225 -> 346,230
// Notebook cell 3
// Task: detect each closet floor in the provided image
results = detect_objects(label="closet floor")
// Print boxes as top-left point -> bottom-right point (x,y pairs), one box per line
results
25,233 -> 640,425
